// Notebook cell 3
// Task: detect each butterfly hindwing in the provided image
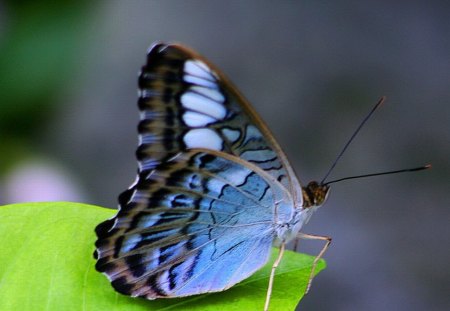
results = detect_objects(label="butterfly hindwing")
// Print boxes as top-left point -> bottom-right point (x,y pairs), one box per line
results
95,150 -> 292,298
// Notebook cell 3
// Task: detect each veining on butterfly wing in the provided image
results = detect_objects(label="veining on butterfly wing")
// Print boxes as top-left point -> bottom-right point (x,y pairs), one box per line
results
94,43 -> 330,309
135,43 -> 303,203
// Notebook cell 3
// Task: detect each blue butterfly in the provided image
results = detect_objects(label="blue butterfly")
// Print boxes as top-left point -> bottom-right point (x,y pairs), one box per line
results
94,43 -> 331,310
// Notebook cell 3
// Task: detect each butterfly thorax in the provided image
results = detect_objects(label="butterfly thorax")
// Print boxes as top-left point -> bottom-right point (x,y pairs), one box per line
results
273,182 -> 329,244
301,181 -> 330,209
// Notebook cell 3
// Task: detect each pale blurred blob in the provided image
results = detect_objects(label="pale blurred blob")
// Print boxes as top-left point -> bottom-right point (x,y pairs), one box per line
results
3,160 -> 87,203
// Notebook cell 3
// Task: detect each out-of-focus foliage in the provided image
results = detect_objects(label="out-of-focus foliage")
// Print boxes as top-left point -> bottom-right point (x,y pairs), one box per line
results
0,0 -> 90,173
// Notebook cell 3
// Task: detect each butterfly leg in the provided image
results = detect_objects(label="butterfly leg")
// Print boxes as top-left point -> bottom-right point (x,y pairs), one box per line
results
293,237 -> 300,252
264,242 -> 286,311
296,232 -> 331,294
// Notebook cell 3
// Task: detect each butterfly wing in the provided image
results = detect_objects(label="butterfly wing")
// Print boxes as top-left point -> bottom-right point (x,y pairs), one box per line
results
95,150 -> 292,298
134,43 -> 303,205
94,43 -> 302,298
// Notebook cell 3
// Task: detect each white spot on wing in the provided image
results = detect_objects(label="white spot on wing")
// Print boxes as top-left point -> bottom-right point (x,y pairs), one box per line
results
183,128 -> 223,150
190,86 -> 225,102
183,75 -> 218,88
243,125 -> 263,144
184,60 -> 218,88
206,178 -> 227,195
221,128 -> 241,143
181,92 -> 226,119
222,167 -> 251,186
184,60 -> 214,80
183,111 -> 216,127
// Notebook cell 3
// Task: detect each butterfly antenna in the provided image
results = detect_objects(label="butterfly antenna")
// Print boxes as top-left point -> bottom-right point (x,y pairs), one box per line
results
323,164 -> 431,186
320,96 -> 386,185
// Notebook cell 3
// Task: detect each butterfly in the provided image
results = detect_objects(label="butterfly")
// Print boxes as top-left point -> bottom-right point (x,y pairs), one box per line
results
94,42 -> 332,311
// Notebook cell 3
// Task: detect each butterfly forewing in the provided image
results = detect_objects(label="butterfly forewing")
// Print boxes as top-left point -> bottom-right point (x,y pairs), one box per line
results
135,43 -> 302,201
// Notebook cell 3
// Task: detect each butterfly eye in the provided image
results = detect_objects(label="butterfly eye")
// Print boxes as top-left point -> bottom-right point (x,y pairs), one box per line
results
302,181 -> 330,207
314,185 -> 330,206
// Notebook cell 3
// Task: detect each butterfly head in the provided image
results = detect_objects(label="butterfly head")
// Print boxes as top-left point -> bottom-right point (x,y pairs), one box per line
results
302,181 -> 330,208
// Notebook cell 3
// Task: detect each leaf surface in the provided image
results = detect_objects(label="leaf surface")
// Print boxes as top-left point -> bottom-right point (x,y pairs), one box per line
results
0,202 -> 325,311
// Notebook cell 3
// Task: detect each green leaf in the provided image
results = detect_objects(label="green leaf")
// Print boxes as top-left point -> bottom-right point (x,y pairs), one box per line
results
0,202 -> 325,311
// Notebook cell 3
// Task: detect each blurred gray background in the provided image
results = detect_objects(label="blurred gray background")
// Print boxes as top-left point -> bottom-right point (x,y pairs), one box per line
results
1,1 -> 449,310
